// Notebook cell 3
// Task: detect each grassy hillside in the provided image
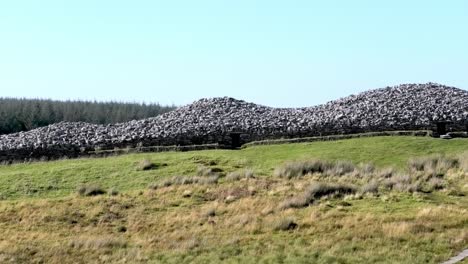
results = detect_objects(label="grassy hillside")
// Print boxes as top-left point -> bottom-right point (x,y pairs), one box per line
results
0,136 -> 467,263
0,136 -> 467,200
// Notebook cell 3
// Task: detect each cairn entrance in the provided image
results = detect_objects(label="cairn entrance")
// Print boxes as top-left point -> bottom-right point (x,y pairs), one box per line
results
229,132 -> 242,149
436,122 -> 447,136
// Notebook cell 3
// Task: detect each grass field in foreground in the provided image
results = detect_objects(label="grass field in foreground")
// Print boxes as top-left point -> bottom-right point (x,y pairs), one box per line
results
1,136 -> 468,200
0,136 -> 467,263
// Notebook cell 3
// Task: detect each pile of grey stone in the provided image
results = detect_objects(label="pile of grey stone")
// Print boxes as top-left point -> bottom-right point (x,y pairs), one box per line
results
1,83 -> 467,161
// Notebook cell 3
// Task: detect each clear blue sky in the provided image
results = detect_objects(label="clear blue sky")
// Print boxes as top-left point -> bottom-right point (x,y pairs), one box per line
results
0,1 -> 467,107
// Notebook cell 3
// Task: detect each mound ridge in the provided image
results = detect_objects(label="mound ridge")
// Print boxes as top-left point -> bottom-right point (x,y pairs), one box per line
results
1,83 -> 467,160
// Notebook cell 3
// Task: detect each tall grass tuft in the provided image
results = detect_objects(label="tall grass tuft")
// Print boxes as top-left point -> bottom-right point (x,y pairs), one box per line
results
226,169 -> 255,181
361,180 -> 380,194
279,195 -> 310,210
153,174 -> 219,188
305,182 -> 357,199
408,155 -> 458,176
272,217 -> 298,231
69,237 -> 127,249
197,166 -> 219,177
280,182 -> 356,209
459,152 -> 468,173
274,160 -> 333,179
136,159 -> 157,171
325,160 -> 355,176
77,185 -> 106,196
358,163 -> 376,176
377,167 -> 396,178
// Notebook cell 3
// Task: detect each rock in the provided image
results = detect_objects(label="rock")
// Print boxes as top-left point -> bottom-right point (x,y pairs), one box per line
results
225,195 -> 237,203
0,83 -> 467,162
182,190 -> 192,198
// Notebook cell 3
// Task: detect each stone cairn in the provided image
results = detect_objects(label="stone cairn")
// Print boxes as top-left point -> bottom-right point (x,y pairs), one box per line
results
1,83 -> 467,162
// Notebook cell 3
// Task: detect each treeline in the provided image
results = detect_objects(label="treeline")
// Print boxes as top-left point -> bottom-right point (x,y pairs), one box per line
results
0,98 -> 176,135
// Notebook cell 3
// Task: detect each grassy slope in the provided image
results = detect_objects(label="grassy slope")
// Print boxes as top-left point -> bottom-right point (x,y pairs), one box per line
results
1,136 -> 467,200
0,136 -> 467,264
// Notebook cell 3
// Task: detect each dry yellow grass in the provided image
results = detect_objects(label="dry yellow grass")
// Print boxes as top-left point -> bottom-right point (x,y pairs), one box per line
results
0,172 -> 466,263
1,140 -> 468,263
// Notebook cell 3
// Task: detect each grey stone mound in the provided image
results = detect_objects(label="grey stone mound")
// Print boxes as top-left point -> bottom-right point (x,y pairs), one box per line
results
1,83 -> 467,161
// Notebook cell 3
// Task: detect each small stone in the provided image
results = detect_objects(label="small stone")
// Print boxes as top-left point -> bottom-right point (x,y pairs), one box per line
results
225,195 -> 237,203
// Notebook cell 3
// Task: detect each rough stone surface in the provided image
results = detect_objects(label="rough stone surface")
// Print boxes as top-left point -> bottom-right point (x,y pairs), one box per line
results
1,83 -> 467,162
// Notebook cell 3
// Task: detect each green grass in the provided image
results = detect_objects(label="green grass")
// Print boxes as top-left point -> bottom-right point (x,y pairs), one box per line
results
1,136 -> 467,200
0,136 -> 467,263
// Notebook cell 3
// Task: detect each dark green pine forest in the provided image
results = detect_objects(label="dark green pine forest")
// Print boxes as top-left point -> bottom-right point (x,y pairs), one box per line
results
0,98 -> 176,135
